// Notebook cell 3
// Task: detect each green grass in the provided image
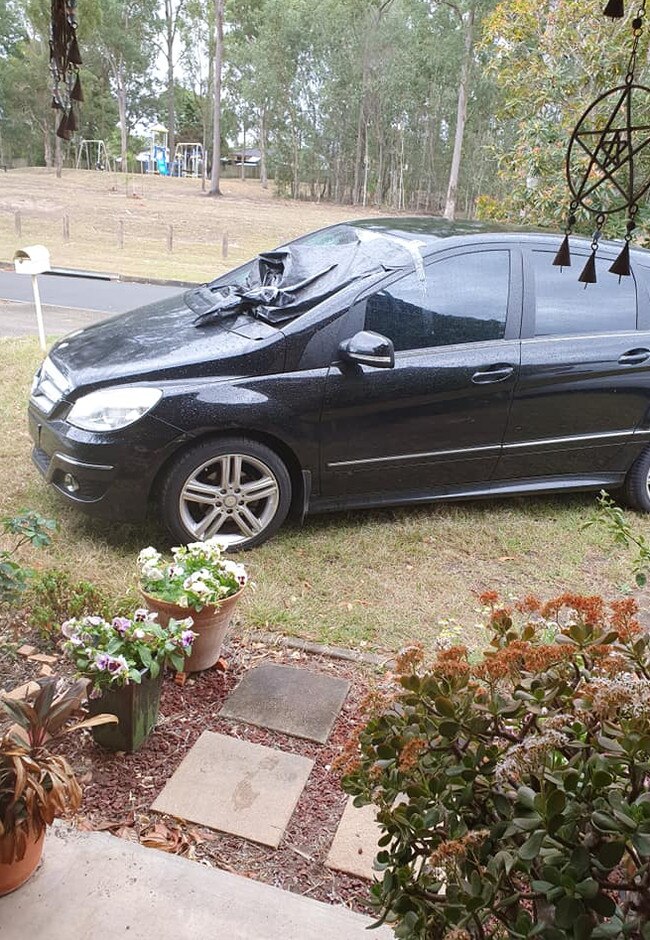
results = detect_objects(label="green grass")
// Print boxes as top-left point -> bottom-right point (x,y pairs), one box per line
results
2,337 -> 647,653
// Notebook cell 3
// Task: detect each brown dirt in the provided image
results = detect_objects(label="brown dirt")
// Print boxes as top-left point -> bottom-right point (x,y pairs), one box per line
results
0,168 -> 385,283
0,619 -> 380,915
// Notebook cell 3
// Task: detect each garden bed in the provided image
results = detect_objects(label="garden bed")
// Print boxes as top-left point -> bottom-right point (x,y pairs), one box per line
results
0,613 -> 379,914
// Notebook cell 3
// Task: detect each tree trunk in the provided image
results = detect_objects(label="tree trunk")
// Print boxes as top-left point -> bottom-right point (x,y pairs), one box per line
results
55,134 -> 63,179
260,107 -> 268,189
209,0 -> 224,196
241,119 -> 246,180
116,63 -> 128,172
43,124 -> 53,168
166,1 -> 176,170
291,117 -> 299,199
444,6 -> 475,221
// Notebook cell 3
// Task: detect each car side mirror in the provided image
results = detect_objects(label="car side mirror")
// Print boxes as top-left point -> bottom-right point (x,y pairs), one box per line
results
339,330 -> 395,369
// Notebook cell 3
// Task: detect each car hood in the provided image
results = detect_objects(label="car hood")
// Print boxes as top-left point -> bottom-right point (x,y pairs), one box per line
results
49,290 -> 283,392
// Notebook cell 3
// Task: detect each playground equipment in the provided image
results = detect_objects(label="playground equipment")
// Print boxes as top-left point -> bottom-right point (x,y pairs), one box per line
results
173,142 -> 204,178
75,139 -> 112,171
146,123 -> 170,175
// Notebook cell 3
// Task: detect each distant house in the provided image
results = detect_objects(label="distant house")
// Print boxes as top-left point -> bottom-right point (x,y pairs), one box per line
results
228,148 -> 262,167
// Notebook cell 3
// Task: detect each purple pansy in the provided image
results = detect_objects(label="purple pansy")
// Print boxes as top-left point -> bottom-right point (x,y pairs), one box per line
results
112,616 -> 131,635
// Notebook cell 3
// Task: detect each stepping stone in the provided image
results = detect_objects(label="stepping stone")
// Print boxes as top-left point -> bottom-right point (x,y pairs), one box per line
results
326,798 -> 383,881
151,731 -> 313,848
220,663 -> 350,743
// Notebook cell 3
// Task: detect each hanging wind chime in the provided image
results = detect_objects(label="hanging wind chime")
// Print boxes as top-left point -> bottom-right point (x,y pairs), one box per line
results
553,0 -> 650,283
50,0 -> 83,141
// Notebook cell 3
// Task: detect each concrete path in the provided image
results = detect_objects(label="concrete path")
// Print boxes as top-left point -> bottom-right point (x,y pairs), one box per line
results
0,824 -> 394,940
0,270 -> 184,313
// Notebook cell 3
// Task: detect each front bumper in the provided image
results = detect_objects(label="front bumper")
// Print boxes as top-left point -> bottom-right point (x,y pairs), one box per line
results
29,404 -> 186,522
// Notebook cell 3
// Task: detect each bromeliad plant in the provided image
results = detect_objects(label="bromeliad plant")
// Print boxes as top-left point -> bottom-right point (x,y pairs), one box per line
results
340,593 -> 650,940
61,609 -> 196,687
137,538 -> 247,611
0,677 -> 116,863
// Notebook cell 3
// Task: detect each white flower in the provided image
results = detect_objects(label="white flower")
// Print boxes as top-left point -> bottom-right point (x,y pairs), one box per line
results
167,564 -> 184,578
134,628 -> 145,639
138,546 -> 162,566
177,595 -> 189,608
221,559 -> 248,586
143,565 -> 164,581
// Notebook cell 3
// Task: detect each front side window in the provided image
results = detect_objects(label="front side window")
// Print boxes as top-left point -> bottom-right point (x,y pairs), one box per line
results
532,251 -> 637,336
364,250 -> 510,352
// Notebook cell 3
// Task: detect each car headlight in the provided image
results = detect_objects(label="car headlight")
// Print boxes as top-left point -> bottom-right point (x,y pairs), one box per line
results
67,387 -> 163,431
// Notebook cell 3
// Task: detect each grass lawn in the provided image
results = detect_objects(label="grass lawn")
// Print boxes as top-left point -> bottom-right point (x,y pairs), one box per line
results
2,336 -> 647,654
1,168 -> 647,651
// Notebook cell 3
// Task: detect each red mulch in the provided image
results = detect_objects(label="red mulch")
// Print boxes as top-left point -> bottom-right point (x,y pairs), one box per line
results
1,615 -> 380,915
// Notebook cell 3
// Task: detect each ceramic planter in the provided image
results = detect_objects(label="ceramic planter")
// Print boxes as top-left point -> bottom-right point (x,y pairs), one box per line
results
141,587 -> 244,672
0,829 -> 45,896
87,667 -> 164,753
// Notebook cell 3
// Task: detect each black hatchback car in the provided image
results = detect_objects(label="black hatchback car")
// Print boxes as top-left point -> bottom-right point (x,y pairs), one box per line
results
28,218 -> 650,549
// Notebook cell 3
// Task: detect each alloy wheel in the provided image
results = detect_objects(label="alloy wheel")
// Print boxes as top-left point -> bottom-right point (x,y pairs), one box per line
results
178,453 -> 280,547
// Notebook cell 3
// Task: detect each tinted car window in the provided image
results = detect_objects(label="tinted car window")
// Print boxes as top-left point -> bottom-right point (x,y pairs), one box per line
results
532,251 -> 637,336
365,250 -> 510,351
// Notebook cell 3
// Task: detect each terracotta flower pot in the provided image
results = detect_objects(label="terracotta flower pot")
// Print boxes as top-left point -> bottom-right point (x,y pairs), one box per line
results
0,829 -> 45,896
141,586 -> 244,673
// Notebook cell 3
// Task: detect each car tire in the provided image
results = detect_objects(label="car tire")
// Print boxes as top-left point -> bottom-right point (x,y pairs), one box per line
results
623,446 -> 650,512
160,437 -> 292,550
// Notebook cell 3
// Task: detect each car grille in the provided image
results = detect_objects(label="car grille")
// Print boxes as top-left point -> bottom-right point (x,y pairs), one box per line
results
30,357 -> 69,416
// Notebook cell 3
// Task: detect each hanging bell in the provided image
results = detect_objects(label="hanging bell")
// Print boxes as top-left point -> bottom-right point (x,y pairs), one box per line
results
68,35 -> 82,66
56,113 -> 72,141
66,107 -> 78,133
578,251 -> 598,285
552,235 -> 571,269
603,0 -> 625,17
70,72 -> 84,102
609,242 -> 631,278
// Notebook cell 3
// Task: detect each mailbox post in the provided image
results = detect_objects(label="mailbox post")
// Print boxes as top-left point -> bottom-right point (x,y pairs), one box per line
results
13,245 -> 51,353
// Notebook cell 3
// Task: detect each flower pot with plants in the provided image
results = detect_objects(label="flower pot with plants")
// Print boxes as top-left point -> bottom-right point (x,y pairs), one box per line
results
61,609 -> 196,752
0,677 -> 116,896
137,538 -> 247,672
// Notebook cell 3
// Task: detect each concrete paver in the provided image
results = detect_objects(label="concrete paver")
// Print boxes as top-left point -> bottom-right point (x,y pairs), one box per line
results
151,730 -> 313,848
326,798 -> 383,881
0,823 -> 395,939
220,663 -> 350,743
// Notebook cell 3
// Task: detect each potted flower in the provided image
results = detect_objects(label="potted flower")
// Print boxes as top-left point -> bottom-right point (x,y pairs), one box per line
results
137,538 -> 247,673
0,677 -> 116,895
61,609 -> 196,752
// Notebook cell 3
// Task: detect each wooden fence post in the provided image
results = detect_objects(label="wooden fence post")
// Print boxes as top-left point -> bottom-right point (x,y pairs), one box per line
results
118,220 -> 124,249
63,214 -> 70,242
222,231 -> 228,259
14,211 -> 21,237
167,224 -> 174,252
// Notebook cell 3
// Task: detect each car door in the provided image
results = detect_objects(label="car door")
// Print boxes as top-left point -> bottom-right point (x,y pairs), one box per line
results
494,247 -> 650,482
318,247 -> 522,502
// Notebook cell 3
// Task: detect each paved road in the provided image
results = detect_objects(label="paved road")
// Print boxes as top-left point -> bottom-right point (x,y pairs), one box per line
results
0,270 -> 186,313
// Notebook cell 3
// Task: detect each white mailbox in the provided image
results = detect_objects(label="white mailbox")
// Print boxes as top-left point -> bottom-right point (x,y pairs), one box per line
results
13,245 -> 51,276
13,245 -> 51,352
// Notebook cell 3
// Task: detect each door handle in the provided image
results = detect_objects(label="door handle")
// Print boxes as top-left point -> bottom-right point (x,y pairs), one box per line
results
618,348 -> 650,365
471,364 -> 515,384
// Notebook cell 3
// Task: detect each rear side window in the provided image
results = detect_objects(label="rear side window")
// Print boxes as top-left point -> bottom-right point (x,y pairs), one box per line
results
532,251 -> 637,336
364,250 -> 510,352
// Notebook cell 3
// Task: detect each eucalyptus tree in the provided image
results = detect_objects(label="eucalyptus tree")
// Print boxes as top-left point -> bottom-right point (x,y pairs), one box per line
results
91,0 -> 158,169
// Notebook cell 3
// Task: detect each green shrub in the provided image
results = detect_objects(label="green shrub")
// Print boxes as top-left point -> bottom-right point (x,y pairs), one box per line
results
26,569 -> 135,643
0,510 -> 57,607
340,593 -> 650,939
